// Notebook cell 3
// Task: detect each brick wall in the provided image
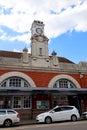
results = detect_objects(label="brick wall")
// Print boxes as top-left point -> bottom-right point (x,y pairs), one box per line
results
0,69 -> 86,88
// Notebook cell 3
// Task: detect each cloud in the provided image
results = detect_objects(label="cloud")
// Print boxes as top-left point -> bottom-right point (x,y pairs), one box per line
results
13,48 -> 21,52
0,0 -> 87,43
10,33 -> 31,44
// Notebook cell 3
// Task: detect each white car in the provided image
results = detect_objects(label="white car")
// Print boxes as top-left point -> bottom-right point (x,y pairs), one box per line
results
36,105 -> 80,124
82,112 -> 87,119
0,109 -> 20,127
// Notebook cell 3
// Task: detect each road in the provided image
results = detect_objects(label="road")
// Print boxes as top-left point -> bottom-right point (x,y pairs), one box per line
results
1,120 -> 87,130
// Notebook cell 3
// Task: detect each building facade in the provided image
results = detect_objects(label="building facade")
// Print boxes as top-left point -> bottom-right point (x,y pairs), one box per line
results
0,20 -> 87,120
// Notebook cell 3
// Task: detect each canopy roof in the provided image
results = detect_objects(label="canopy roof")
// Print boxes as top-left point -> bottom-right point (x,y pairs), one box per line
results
0,87 -> 87,95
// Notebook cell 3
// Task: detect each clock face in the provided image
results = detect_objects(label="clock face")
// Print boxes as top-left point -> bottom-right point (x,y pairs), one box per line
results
36,28 -> 42,34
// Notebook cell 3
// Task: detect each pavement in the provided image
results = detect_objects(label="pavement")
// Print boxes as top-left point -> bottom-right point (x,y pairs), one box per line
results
19,117 -> 84,126
19,119 -> 37,125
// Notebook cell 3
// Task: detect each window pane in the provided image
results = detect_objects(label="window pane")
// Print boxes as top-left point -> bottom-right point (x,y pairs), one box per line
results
37,100 -> 49,109
24,82 -> 29,87
0,110 -> 6,115
13,96 -> 21,108
23,96 -> 31,108
0,81 -> 7,87
7,110 -> 16,114
0,77 -> 31,88
59,79 -> 68,88
53,79 -> 76,88
0,97 -> 11,109
9,78 -> 21,87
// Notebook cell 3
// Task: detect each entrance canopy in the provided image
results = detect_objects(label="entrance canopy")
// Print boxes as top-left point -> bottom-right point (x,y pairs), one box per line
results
32,87 -> 87,95
0,87 -> 87,95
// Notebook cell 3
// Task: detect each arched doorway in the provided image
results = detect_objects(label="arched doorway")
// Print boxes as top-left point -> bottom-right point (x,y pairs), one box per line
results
0,72 -> 37,119
48,74 -> 81,113
0,76 -> 32,109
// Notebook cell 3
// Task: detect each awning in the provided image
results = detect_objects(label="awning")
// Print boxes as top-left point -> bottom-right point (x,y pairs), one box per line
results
32,87 -> 87,95
0,87 -> 87,96
0,87 -> 32,95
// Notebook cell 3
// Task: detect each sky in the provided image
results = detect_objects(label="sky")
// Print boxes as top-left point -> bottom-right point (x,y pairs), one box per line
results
0,0 -> 87,64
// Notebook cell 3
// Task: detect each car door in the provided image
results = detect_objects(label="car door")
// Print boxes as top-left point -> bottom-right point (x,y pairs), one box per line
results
51,107 -> 64,121
58,107 -> 70,120
57,106 -> 73,121
7,110 -> 17,122
0,110 -> 6,125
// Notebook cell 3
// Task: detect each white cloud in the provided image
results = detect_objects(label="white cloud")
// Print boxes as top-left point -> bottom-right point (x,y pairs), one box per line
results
0,28 -> 8,40
9,33 -> 31,44
0,0 -> 87,43
13,48 -> 21,52
0,31 -> 30,44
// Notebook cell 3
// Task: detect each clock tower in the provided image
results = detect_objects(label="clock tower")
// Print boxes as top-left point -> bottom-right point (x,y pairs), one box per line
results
31,20 -> 44,36
30,20 -> 49,59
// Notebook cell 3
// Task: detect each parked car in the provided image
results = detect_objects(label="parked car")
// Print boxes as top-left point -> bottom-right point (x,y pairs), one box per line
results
81,112 -> 87,119
36,105 -> 80,124
0,109 -> 20,127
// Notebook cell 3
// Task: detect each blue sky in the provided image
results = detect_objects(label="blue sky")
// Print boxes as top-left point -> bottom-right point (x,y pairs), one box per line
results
0,0 -> 87,63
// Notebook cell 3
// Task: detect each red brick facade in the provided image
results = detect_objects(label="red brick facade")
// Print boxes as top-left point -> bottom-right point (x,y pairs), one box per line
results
0,69 -> 84,88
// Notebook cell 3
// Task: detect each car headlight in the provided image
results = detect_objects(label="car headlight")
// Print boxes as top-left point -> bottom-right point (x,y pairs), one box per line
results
37,115 -> 44,119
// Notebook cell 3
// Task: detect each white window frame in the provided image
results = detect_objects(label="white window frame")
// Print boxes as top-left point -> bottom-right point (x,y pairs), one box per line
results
53,79 -> 76,88
0,77 -> 31,88
23,96 -> 32,109
13,96 -> 32,109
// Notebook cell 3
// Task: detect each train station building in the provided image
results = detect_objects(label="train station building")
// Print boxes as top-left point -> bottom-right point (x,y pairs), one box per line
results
0,20 -> 87,120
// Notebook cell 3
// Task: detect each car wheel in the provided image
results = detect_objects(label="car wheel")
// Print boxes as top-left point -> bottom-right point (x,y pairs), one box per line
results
45,117 -> 52,124
71,115 -> 77,121
4,119 -> 12,127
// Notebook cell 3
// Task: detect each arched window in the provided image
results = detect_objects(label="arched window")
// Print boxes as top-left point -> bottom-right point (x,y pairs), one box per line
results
53,79 -> 76,88
0,77 -> 31,88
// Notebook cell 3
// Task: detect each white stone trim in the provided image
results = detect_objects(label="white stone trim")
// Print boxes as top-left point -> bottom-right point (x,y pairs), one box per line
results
0,71 -> 36,87
48,74 -> 81,88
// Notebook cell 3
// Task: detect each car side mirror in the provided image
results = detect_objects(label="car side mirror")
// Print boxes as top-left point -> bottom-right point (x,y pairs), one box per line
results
50,110 -> 55,113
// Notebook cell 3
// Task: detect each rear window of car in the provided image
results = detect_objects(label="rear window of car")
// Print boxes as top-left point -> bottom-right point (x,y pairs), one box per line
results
7,110 -> 16,114
0,110 -> 6,115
